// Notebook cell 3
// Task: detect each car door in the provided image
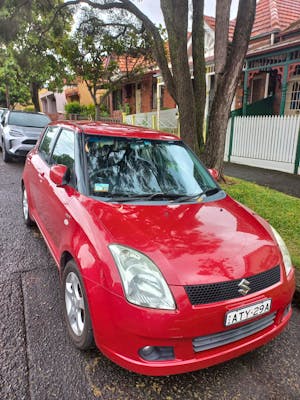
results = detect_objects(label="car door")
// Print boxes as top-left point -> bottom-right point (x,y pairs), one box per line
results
38,128 -> 77,259
27,125 -> 60,221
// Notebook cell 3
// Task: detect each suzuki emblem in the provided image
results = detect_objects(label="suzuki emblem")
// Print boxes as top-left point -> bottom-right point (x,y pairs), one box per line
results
238,279 -> 251,296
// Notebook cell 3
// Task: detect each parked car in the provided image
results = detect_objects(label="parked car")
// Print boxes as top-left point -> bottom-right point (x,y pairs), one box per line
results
0,110 -> 51,162
22,121 -> 295,376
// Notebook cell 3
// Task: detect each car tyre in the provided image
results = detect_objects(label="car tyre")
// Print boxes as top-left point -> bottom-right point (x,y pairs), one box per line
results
2,141 -> 12,162
62,260 -> 94,350
22,186 -> 35,226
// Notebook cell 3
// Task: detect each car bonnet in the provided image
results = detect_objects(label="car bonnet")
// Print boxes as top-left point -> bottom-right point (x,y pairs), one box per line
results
85,194 -> 280,286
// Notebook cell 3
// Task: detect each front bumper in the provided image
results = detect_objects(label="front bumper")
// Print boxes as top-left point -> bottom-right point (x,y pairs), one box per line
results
87,268 -> 295,376
4,135 -> 37,158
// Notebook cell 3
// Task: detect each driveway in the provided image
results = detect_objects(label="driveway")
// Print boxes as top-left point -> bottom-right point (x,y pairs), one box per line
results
1,157 -> 300,400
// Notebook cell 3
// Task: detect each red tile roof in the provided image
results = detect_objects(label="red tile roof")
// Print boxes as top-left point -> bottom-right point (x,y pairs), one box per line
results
204,15 -> 236,41
251,0 -> 300,37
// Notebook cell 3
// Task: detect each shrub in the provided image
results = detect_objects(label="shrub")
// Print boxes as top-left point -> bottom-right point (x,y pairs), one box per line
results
65,101 -> 81,115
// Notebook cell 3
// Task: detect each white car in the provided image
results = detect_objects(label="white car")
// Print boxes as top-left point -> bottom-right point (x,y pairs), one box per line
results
0,110 -> 50,162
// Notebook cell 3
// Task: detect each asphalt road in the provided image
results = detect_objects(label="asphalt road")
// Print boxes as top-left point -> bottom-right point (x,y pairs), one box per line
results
1,156 -> 300,400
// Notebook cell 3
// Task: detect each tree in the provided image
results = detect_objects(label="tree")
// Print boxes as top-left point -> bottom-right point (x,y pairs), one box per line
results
0,1 -> 72,111
61,7 -> 153,119
0,49 -> 31,108
59,0 -> 256,173
0,0 -> 32,42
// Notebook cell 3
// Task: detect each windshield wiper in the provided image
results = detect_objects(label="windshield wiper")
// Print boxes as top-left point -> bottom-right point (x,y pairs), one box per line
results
106,193 -> 198,203
104,188 -> 221,203
106,193 -> 181,202
174,188 -> 221,203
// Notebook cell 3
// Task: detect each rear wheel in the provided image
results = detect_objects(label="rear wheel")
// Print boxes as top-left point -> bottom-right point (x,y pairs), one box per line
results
22,186 -> 35,226
62,260 -> 94,350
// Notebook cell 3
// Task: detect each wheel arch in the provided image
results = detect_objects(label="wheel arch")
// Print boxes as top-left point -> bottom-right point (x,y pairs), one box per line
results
60,251 -> 74,279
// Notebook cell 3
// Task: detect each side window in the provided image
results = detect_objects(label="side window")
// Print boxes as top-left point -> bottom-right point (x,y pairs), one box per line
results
51,129 -> 76,185
39,126 -> 60,162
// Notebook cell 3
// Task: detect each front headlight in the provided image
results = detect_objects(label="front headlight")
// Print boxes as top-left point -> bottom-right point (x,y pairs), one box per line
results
270,226 -> 293,276
109,244 -> 176,310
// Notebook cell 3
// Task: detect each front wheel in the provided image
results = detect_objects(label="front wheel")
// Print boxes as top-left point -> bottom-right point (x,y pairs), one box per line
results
62,260 -> 94,350
22,186 -> 35,226
2,141 -> 12,162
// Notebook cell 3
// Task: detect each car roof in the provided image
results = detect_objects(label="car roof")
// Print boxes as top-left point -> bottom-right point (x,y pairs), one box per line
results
49,120 -> 181,141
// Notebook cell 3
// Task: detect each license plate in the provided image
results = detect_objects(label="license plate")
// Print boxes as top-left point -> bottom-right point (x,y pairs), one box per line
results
225,299 -> 272,327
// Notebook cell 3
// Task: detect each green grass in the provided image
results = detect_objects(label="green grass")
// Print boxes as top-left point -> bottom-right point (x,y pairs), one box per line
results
222,177 -> 300,269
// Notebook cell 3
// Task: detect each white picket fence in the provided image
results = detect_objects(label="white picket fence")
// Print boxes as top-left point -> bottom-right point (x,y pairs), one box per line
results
224,115 -> 300,175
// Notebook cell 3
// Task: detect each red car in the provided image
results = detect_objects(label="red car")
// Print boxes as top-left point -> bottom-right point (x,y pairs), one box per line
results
22,121 -> 295,376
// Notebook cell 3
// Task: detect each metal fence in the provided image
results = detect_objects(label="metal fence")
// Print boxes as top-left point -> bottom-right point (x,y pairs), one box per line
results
124,108 -> 179,134
224,115 -> 300,175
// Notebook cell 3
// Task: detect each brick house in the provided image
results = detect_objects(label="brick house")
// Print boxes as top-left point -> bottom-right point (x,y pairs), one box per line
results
108,59 -> 176,120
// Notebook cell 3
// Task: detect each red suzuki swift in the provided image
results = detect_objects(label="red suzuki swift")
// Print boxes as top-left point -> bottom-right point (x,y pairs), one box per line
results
22,121 -> 295,376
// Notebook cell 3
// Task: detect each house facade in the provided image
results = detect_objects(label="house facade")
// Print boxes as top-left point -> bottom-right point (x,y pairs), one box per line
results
108,71 -> 176,120
39,80 -> 98,119
238,0 -> 300,117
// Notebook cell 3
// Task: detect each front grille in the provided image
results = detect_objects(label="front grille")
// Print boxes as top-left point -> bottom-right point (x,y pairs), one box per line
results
193,312 -> 276,352
185,265 -> 280,305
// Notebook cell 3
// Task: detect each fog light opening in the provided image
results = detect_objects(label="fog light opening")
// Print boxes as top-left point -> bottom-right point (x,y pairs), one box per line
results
283,303 -> 291,318
139,346 -> 175,361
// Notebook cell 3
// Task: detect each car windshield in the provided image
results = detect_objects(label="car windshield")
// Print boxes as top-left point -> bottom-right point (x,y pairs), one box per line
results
84,135 -> 219,201
8,112 -> 50,128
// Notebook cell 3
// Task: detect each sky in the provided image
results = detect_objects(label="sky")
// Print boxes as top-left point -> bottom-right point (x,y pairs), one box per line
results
136,0 -> 239,25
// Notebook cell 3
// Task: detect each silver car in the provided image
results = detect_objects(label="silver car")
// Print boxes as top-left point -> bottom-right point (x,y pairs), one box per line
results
0,111 -> 51,162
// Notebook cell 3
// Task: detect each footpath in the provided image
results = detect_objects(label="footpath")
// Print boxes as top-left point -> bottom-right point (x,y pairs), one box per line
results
224,162 -> 300,307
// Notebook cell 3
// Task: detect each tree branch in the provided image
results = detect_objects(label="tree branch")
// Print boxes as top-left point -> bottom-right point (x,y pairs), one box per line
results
224,0 -> 256,91
79,17 -> 145,35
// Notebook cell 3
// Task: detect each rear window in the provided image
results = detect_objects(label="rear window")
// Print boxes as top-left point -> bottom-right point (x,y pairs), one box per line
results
8,112 -> 50,128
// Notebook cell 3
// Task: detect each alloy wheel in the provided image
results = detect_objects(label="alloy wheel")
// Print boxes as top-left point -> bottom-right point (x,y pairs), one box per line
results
65,272 -> 85,336
22,188 -> 29,221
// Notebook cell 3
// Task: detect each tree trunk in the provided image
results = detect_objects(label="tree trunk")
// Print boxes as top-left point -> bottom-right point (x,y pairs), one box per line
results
192,0 -> 206,150
95,104 -> 101,120
30,82 -> 41,112
203,81 -> 232,172
202,0 -> 256,172
5,83 -> 10,109
161,0 -> 198,152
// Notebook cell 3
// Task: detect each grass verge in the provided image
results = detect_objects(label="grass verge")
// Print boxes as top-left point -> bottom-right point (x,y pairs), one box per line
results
222,177 -> 300,269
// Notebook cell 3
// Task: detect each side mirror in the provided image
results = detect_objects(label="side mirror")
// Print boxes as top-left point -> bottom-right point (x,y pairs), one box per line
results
208,168 -> 219,180
50,164 -> 69,186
